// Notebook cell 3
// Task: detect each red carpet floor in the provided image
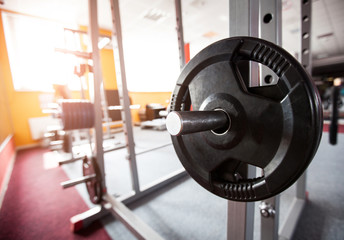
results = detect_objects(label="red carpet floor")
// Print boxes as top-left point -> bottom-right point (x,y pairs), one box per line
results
0,148 -> 110,240
323,122 -> 344,133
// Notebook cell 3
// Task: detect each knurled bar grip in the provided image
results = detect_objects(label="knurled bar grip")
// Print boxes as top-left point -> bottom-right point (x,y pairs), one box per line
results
166,111 -> 229,136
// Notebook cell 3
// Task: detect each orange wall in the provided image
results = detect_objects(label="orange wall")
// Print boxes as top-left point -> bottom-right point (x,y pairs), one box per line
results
0,10 -> 47,147
0,18 -> 13,144
0,13 -> 114,147
129,92 -> 171,123
100,49 -> 117,90
0,11 -> 16,196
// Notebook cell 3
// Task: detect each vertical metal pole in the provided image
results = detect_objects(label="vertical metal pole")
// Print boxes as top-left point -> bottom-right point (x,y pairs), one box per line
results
109,0 -> 140,194
300,0 -> 312,72
296,174 -> 307,200
297,0 -> 312,201
227,201 -> 254,240
101,82 -> 112,139
89,0 -> 106,190
227,1 -> 257,240
230,0 -> 259,87
174,0 -> 186,70
260,197 -> 280,240
279,5 -> 312,239
259,0 -> 282,86
259,1 -> 282,239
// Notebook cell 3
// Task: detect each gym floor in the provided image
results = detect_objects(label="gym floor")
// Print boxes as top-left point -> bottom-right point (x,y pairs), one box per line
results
0,127 -> 343,239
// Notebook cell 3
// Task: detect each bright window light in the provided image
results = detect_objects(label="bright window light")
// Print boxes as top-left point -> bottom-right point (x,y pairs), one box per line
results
123,35 -> 180,92
2,12 -> 81,92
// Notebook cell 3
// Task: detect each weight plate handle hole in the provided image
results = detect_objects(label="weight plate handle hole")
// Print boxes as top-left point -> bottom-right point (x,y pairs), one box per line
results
263,13 -> 273,24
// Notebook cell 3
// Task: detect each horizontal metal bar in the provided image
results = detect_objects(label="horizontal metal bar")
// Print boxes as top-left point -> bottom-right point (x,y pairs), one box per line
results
279,198 -> 305,240
50,140 -> 63,146
64,27 -> 111,39
58,154 -> 86,166
135,143 -> 172,156
108,104 -> 140,110
166,111 -> 229,136
104,193 -> 164,240
55,48 -> 92,59
119,168 -> 187,205
103,142 -> 126,153
102,120 -> 123,127
61,174 -> 96,188
141,168 -> 186,193
58,142 -> 125,165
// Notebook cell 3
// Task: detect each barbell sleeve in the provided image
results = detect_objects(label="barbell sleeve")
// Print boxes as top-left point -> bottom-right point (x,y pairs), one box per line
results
166,110 -> 230,136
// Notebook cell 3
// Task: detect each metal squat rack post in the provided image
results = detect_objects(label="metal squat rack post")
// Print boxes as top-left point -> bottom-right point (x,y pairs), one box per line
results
227,1 -> 312,240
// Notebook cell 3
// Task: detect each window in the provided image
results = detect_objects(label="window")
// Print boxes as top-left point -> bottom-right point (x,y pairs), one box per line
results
120,1 -> 181,92
2,12 -> 81,92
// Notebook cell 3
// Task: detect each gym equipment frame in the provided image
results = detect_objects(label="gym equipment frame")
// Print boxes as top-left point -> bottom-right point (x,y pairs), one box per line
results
66,0 -> 319,239
67,0 -> 186,238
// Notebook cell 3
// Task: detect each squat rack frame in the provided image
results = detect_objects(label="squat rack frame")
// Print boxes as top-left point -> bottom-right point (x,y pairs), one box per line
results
70,0 -> 185,238
72,0 -> 313,239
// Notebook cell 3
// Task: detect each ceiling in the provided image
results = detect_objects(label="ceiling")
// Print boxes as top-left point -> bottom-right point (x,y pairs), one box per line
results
1,0 -> 344,61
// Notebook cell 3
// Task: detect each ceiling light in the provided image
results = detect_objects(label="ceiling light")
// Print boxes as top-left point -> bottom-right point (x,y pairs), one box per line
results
316,53 -> 328,59
190,0 -> 205,8
317,32 -> 334,41
143,8 -> 168,22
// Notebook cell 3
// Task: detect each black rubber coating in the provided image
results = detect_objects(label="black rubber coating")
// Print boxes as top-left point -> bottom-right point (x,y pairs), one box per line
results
169,37 -> 323,202
329,86 -> 340,145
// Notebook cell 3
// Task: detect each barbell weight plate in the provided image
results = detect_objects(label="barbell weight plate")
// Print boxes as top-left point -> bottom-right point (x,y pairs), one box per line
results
82,156 -> 102,204
61,101 -> 95,130
169,37 -> 323,201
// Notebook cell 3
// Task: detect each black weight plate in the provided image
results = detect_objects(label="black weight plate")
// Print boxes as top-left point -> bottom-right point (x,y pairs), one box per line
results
82,156 -> 102,204
61,100 -> 95,130
170,37 -> 323,201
